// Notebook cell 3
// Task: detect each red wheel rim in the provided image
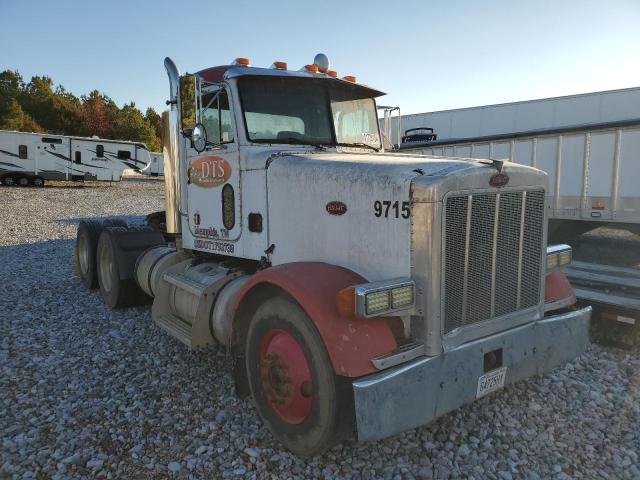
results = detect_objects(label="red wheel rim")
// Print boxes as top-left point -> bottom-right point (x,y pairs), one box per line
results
258,329 -> 313,424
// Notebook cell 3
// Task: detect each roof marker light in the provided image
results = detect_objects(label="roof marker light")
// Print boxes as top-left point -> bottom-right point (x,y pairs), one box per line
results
343,75 -> 357,83
271,61 -> 287,70
304,64 -> 319,73
326,70 -> 338,78
233,57 -> 250,66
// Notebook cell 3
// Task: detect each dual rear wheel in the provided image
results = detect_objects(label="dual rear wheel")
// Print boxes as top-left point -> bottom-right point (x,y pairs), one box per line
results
75,220 -> 145,308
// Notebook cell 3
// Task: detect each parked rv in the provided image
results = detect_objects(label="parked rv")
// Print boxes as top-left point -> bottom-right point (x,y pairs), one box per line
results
0,130 -> 152,187
141,152 -> 164,176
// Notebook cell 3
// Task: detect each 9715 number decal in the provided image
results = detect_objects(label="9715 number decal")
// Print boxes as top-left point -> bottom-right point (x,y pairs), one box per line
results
374,200 -> 410,218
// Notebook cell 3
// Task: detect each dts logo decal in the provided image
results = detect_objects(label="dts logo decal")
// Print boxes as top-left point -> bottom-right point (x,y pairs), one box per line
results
190,156 -> 231,188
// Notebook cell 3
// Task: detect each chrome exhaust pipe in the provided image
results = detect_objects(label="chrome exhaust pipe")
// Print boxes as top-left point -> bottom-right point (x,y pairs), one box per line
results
163,57 -> 182,236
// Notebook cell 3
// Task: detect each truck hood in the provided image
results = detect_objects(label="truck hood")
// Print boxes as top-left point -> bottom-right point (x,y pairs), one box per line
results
263,150 -> 548,202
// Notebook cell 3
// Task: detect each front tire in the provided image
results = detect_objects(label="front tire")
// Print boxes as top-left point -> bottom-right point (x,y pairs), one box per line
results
246,297 -> 354,456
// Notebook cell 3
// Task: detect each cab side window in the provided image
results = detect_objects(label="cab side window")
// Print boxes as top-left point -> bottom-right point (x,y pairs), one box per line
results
201,89 -> 234,144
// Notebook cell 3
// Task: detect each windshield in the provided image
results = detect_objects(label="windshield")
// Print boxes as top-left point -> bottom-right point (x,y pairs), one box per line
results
238,76 -> 381,150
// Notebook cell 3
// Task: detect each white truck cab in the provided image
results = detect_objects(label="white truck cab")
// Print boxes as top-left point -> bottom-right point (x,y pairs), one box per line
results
75,54 -> 591,456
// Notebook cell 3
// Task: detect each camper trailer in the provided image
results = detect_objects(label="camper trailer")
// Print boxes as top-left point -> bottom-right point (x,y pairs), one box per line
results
141,152 -> 164,176
0,130 -> 152,186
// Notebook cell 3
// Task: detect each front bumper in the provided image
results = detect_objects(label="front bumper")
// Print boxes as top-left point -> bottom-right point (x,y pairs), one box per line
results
352,306 -> 591,441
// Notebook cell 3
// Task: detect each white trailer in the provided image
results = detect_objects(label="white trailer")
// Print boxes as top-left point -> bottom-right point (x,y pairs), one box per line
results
399,120 -> 640,241
141,152 -> 164,176
0,130 -> 152,187
389,86 -> 640,143
391,88 -> 640,241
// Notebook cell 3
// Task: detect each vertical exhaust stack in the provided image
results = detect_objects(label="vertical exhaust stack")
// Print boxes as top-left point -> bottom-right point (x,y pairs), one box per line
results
163,57 -> 182,236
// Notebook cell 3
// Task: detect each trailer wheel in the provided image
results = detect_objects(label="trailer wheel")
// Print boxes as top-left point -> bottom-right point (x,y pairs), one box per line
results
18,177 -> 30,187
246,296 -> 354,456
32,176 -> 44,188
96,229 -> 139,308
75,220 -> 104,289
2,176 -> 16,186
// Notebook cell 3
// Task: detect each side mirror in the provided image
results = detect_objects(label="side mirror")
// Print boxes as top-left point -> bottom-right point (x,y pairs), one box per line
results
179,75 -> 197,133
191,123 -> 207,153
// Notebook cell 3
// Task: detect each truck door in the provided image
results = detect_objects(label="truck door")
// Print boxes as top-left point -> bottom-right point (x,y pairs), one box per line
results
185,84 -> 241,245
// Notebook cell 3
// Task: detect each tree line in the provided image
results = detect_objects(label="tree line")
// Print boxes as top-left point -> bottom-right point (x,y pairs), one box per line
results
0,70 -> 163,152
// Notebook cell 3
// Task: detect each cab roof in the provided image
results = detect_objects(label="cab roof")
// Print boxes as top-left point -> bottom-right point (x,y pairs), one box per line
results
195,65 -> 385,98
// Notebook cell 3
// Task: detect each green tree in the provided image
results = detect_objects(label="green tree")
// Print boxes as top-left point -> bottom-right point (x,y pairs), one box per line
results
0,71 -> 42,132
111,103 -> 160,151
20,75 -> 56,131
0,69 -> 162,149
145,107 -> 163,149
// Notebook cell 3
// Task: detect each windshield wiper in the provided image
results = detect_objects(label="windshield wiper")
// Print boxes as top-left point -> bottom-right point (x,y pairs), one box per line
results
277,137 -> 326,149
333,142 -> 380,152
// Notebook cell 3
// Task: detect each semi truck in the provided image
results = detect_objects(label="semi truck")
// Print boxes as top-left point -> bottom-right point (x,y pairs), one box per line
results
74,54 -> 591,455
0,130 -> 152,186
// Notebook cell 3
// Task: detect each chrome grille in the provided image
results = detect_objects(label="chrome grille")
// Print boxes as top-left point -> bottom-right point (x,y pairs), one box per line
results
443,189 -> 545,334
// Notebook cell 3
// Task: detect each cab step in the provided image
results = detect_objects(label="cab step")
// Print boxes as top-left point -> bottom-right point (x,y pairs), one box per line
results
155,313 -> 193,347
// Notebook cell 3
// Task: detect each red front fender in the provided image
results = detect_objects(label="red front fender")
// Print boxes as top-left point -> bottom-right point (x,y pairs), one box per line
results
232,262 -> 398,377
544,268 -> 577,312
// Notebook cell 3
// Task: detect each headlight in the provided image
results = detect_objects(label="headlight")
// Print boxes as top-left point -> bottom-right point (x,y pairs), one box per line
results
346,278 -> 415,318
391,285 -> 414,309
546,244 -> 572,272
365,291 -> 390,315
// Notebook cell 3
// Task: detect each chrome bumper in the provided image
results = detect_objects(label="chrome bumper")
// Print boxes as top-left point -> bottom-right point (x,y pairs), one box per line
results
352,306 -> 591,442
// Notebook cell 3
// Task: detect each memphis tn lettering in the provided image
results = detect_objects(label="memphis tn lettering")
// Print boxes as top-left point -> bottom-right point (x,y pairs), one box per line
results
194,226 -> 230,240
190,156 -> 231,188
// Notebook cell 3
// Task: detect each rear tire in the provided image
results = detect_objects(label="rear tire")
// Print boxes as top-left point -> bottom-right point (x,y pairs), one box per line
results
246,296 -> 354,456
96,229 -> 139,308
75,220 -> 104,289
102,218 -> 128,228
32,176 -> 44,188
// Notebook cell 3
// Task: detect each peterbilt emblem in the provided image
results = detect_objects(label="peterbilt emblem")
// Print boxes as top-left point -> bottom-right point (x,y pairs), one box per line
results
189,156 -> 231,188
326,201 -> 347,216
489,173 -> 509,187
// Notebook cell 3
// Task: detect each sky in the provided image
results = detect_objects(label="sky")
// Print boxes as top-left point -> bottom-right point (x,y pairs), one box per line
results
1,0 -> 639,116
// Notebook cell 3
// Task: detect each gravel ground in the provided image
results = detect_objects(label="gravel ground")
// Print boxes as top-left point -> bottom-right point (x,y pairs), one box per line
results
1,180 -> 640,480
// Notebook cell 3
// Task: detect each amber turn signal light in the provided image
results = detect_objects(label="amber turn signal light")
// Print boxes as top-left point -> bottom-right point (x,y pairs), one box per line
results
336,286 -> 356,317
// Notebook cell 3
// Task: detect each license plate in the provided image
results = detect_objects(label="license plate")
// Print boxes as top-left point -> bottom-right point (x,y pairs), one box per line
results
476,366 -> 507,398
